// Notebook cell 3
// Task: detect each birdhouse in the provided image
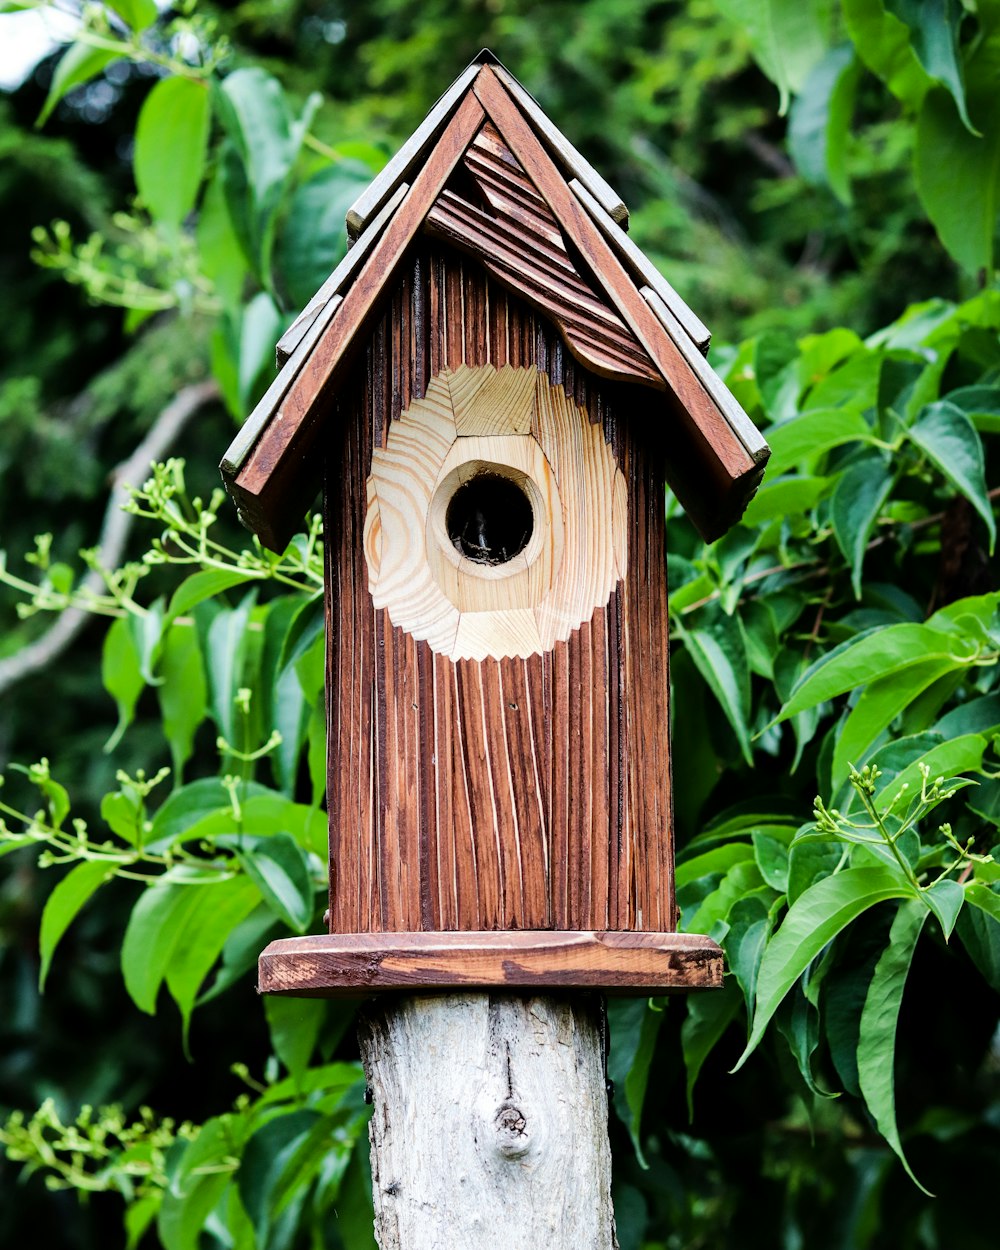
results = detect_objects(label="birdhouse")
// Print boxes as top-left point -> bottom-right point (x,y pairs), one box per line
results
221,53 -> 768,997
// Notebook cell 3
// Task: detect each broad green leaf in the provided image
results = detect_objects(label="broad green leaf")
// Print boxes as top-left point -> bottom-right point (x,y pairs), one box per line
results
38,859 -> 110,990
106,0 -> 158,31
923,877 -> 964,939
681,980 -> 741,1118
776,623 -> 977,723
134,77 -> 211,229
740,475 -> 828,526
124,1193 -> 159,1250
165,876 -> 260,1042
197,171 -> 249,319
274,161 -> 372,309
306,700 -> 326,806
201,591 -> 257,743
776,983 -> 831,1098
916,84 -> 1000,277
714,0 -> 832,113
884,0 -> 975,133
956,902 -> 1000,991
37,41 -> 122,127
687,861 -> 767,936
150,777 -> 269,844
331,1148 -> 377,1250
806,348 -> 881,410
752,832 -> 790,893
172,793 -> 327,858
857,898 -> 932,1193
129,599 -> 165,687
965,882 -> 1000,925
167,570 -> 257,622
725,895 -> 774,1016
238,291 -> 282,412
101,789 -> 142,845
102,615 -> 145,752
831,458 -> 895,598
764,407 -> 871,475
159,1117 -> 239,1250
682,608 -> 753,765
842,0 -> 931,107
121,878 -> 216,1014
675,842 -> 754,889
788,44 -> 859,204
832,658 -> 960,790
734,867 -> 914,1067
874,733 -> 986,814
907,401 -> 995,550
215,832 -> 315,932
264,996 -> 327,1086
157,624 -> 208,781
238,1110 -> 325,1241
608,998 -> 663,1166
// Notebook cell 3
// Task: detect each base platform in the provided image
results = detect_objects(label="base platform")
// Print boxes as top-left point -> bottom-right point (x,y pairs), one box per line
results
258,930 -> 723,997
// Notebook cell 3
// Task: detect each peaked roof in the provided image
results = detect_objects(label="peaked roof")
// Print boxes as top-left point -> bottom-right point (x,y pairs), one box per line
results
221,52 -> 769,553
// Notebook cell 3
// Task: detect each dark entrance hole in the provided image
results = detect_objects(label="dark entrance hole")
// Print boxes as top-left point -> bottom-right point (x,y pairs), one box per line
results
446,472 -> 533,565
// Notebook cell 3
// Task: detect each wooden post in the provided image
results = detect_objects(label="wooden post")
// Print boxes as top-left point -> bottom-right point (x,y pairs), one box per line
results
359,994 -> 617,1249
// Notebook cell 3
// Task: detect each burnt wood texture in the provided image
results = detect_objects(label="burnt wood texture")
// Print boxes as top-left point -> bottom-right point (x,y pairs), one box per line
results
325,245 -> 675,940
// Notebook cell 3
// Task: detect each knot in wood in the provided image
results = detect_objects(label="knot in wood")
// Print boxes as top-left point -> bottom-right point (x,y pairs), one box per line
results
493,1099 -> 530,1158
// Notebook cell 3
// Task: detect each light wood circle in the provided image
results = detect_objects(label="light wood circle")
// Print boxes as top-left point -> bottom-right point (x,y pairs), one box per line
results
364,364 -> 627,661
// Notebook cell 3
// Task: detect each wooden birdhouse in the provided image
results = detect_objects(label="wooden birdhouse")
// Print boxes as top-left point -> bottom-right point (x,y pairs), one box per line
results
220,52 -> 768,997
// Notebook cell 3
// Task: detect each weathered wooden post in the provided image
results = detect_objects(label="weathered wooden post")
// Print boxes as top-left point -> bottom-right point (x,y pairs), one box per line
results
221,51 -> 768,1248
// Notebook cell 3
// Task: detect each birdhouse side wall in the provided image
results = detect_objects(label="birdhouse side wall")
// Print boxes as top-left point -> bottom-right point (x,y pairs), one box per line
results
324,243 -> 675,936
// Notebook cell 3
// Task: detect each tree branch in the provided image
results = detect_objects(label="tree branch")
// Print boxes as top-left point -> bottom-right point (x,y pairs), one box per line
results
0,380 -> 220,699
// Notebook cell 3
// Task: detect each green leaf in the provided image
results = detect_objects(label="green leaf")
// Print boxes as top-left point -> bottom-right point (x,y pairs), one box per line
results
157,624 -> 208,781
831,458 -> 895,598
788,44 -> 859,204
884,0 -> 976,133
607,998 -> 663,1166
106,0 -> 158,31
216,832 -> 315,932
842,0 -> 931,108
675,842 -> 755,888
776,623 -> 976,723
167,570 -> 257,622
134,77 -> 211,228
734,867 -> 914,1068
764,407 -> 871,475
923,878 -> 964,940
907,401 -> 996,551
159,1117 -> 239,1250
965,882 -> 1000,924
681,980 -> 741,1118
832,658 -> 961,790
273,160 -> 372,309
956,902 -> 1000,991
122,878 -> 220,1014
857,898 -> 932,1193
752,832 -> 790,893
237,1110 -> 323,1241
682,608 -> 753,766
238,291 -> 282,412
872,733 -> 986,814
38,860 -> 110,990
740,475 -> 829,526
725,895 -> 774,1016
102,615 -> 145,752
164,876 -> 261,1041
264,996 -> 327,1086
201,592 -> 257,743
916,84 -> 1000,277
714,0 -> 832,113
37,41 -> 122,127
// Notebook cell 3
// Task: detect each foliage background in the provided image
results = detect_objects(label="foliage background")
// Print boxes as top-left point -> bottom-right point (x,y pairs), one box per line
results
0,2 -> 999,1248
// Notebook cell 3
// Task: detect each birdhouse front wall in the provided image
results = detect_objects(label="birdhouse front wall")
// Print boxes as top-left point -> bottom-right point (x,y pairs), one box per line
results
324,242 -> 675,938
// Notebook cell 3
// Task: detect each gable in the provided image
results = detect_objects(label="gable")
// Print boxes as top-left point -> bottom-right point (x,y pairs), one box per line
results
221,56 -> 768,553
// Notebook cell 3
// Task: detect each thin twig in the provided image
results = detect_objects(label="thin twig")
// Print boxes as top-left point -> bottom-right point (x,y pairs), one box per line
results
0,380 -> 220,699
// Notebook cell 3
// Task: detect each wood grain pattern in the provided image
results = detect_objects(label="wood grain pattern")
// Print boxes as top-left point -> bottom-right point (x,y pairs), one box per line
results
260,931 -> 723,996
425,125 -> 661,387
363,363 -> 626,660
326,244 -> 676,941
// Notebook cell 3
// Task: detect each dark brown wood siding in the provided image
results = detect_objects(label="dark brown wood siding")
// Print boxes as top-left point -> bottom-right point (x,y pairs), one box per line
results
325,243 -> 675,935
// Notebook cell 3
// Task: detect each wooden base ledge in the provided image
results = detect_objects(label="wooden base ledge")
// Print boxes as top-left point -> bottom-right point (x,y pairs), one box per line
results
258,930 -> 723,997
